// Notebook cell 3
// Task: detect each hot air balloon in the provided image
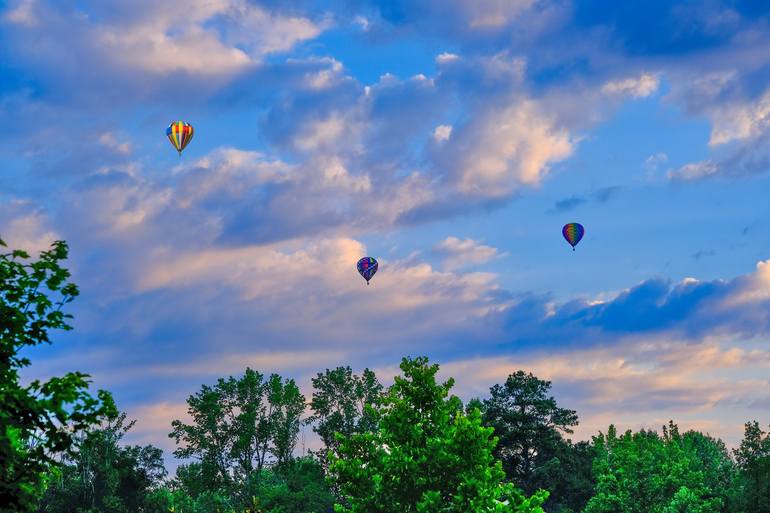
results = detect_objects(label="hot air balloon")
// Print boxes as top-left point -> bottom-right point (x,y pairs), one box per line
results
562,222 -> 584,251
357,257 -> 378,285
166,120 -> 194,156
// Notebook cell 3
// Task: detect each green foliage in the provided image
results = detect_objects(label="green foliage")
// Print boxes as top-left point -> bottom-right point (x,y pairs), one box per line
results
532,440 -> 595,513
583,422 -> 731,513
329,356 -> 548,513
145,456 -> 333,513
480,371 -> 585,512
732,421 -> 770,513
308,366 -> 382,471
36,412 -> 167,512
249,456 -> 335,513
0,239 -> 116,512
169,368 -> 307,507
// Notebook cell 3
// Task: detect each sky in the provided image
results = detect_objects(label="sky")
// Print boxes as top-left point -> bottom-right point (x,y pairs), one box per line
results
3,0 -> 770,470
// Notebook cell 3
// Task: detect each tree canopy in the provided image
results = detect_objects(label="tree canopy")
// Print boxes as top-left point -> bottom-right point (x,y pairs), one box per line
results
583,422 -> 731,513
329,356 -> 548,513
0,239 -> 115,512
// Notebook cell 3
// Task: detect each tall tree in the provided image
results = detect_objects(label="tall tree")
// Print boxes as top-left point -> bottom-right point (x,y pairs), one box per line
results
169,368 -> 305,498
329,356 -> 547,513
481,372 -> 579,500
267,374 -> 306,465
36,412 -> 166,513
0,239 -> 116,512
308,366 -> 382,465
732,421 -> 770,513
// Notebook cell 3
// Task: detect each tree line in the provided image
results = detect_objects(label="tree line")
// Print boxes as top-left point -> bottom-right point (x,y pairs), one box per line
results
2,241 -> 770,513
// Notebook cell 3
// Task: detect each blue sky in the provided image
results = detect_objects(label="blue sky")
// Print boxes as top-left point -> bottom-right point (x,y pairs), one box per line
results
3,0 -> 770,468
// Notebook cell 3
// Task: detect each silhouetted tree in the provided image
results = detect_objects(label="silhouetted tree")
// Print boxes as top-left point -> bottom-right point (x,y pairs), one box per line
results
481,371 -> 580,509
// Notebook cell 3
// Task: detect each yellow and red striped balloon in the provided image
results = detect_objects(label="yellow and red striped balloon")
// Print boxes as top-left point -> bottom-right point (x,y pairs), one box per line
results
166,120 -> 194,156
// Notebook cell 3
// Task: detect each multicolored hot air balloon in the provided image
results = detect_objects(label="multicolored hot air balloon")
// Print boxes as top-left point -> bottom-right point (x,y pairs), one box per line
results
562,222 -> 585,251
166,120 -> 194,156
357,257 -> 378,285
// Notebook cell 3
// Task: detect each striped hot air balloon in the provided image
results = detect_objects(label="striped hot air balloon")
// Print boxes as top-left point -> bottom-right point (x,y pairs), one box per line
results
562,222 -> 585,251
166,120 -> 194,156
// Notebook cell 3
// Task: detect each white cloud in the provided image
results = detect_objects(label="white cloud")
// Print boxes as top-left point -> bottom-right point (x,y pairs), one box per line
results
353,15 -> 370,31
708,88 -> 770,146
174,147 -> 291,205
644,152 -> 668,171
440,335 -> 770,445
666,160 -> 719,181
434,236 -> 501,270
668,72 -> 770,148
0,202 -> 59,253
133,235 -> 503,344
68,171 -> 174,236
8,0 -> 325,79
448,99 -> 574,196
447,0 -> 536,30
220,3 -> 327,57
293,113 -> 350,152
602,73 -> 660,98
433,124 -> 453,142
98,24 -> 253,76
436,52 -> 460,64
726,259 -> 770,305
98,132 -> 132,155
302,57 -> 345,90
321,158 -> 372,193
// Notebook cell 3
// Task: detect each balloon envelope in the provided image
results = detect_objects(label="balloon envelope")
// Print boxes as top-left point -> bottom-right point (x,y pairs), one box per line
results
357,257 -> 378,284
562,223 -> 585,249
166,120 -> 194,155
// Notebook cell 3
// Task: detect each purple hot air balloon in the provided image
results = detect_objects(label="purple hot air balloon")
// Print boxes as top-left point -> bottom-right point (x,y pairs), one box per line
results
357,257 -> 378,285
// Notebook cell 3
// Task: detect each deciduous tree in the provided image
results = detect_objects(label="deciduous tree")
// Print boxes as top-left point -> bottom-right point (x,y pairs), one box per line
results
583,422 -> 728,513
37,412 -> 166,513
0,239 -> 115,512
169,368 -> 305,500
308,366 -> 382,467
329,356 -> 547,513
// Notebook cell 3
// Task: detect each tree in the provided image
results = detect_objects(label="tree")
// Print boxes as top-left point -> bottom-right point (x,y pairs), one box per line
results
583,422 -> 727,513
329,356 -> 547,513
0,239 -> 116,512
480,371 -> 580,509
308,366 -> 382,467
249,456 -> 335,513
267,374 -> 306,466
169,368 -> 305,503
144,456 -> 334,513
530,439 -> 595,513
732,421 -> 770,513
682,430 -> 736,512
36,412 -> 167,513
